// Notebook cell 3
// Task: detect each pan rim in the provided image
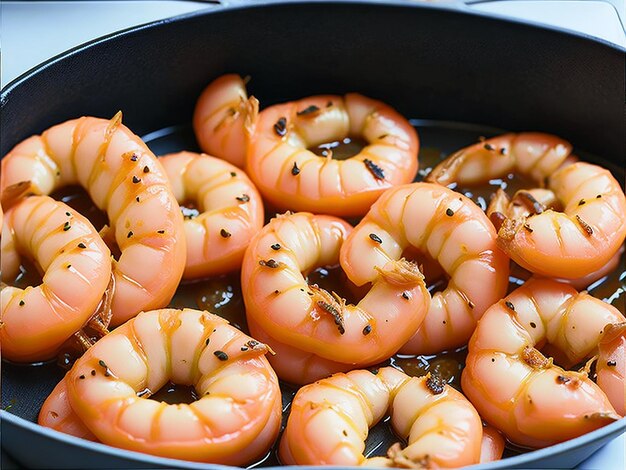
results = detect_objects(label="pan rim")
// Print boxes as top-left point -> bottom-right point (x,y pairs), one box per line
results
2,410 -> 625,469
1,0 -> 625,98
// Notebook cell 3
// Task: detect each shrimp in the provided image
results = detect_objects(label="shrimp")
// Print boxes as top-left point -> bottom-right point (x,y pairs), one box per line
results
241,212 -> 429,384
340,182 -> 509,355
1,196 -> 112,362
39,378 -> 97,441
159,151 -> 264,279
426,132 -> 572,187
0,112 -> 186,326
596,322 -> 626,415
193,74 -> 259,168
461,278 -> 623,448
496,162 -> 626,279
247,93 -> 418,217
480,424 -> 505,463
279,367 -> 483,468
38,308 -> 282,465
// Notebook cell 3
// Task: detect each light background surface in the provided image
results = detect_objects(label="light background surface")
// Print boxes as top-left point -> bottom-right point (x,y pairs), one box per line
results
1,1 -> 625,469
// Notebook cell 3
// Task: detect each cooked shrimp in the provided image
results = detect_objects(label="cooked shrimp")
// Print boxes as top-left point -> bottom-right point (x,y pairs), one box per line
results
247,93 -> 418,217
340,182 -> 509,355
39,378 -> 97,441
462,278 -> 623,448
159,151 -> 264,279
596,322 -> 626,415
480,424 -> 505,463
241,212 -> 429,384
280,367 -> 483,468
193,74 -> 259,168
39,308 -> 281,465
496,162 -> 626,279
1,196 -> 112,362
0,112 -> 186,326
426,132 -> 572,187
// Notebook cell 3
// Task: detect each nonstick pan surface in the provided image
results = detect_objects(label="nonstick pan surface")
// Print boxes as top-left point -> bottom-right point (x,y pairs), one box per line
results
1,1 -> 625,469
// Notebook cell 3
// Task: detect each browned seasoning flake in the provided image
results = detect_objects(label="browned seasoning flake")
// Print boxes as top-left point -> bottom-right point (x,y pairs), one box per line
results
578,199 -> 586,206
425,374 -> 446,395
296,105 -> 320,116
19,300 -> 25,306
607,360 -> 617,367
271,243 -> 281,251
484,143 -> 495,151
130,154 -> 138,162
136,196 -> 140,202
127,231 -> 133,238
556,375 -> 571,384
220,229 -> 232,238
445,208 -> 454,217
369,233 -> 383,243
468,300 -> 475,309
65,211 -> 71,216
505,301 -> 515,311
90,370 -> 96,376
157,230 -> 165,234
259,259 -> 280,269
402,291 -> 411,300
214,350 -> 229,361
530,322 -> 537,328
363,159 -> 385,180
499,147 -> 507,155
236,194 -> 250,203
143,166 -> 150,173
63,221 -> 71,231
292,162 -> 300,176
362,325 -> 372,335
230,171 -> 237,177
524,224 -> 534,233
317,300 -> 345,335
205,337 -> 210,346
575,215 -> 593,236
79,375 -> 85,379
132,176 -> 141,184
274,117 -> 287,136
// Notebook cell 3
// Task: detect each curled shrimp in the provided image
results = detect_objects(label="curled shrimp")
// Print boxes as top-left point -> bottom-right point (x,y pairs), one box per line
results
461,278 -> 624,448
280,367 -> 483,468
426,132 -> 572,187
496,162 -> 626,279
0,112 -> 186,326
38,308 -> 281,465
159,151 -> 264,279
596,322 -> 626,415
247,93 -> 418,217
193,74 -> 259,168
241,212 -> 429,384
341,182 -> 509,355
487,189 -> 625,289
480,424 -> 505,463
1,196 -> 111,362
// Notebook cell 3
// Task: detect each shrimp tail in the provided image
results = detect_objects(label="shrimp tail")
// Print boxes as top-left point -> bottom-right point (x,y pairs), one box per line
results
600,322 -> 626,344
375,258 -> 425,287
386,442 -> 432,469
1,180 -> 36,209
244,95 -> 260,139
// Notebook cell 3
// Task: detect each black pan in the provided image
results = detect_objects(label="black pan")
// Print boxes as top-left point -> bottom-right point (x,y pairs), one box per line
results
1,1 -> 625,468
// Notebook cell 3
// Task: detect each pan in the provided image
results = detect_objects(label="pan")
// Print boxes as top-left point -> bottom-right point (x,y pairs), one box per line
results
1,1 -> 625,469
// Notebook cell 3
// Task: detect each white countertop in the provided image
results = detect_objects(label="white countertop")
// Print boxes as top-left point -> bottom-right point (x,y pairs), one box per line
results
1,1 -> 624,469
